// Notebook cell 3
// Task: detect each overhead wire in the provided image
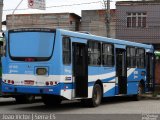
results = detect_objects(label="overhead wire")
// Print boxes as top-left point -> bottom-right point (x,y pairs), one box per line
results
3,1 -> 108,12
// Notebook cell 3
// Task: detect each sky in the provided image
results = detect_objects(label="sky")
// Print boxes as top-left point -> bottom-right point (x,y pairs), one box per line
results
2,0 -> 138,21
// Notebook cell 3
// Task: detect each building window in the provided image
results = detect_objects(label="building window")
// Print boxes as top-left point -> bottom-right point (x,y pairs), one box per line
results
70,21 -> 73,25
127,17 -> 131,27
102,43 -> 114,66
127,47 -> 136,68
136,48 -> 145,68
127,12 -> 147,28
63,37 -> 71,65
88,41 -> 101,66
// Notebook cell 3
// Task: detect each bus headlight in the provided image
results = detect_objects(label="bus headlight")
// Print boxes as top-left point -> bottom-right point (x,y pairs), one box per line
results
36,68 -> 47,75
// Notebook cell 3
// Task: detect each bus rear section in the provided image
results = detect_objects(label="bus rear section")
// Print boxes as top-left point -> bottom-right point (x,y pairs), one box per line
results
2,28 -> 65,103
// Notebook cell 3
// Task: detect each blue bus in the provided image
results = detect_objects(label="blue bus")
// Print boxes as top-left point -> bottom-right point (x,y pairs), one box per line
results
1,28 -> 154,107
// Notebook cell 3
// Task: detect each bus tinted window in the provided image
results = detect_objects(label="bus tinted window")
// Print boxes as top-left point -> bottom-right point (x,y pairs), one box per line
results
136,48 -> 145,68
127,47 -> 136,68
9,32 -> 54,61
102,43 -> 114,66
63,37 -> 71,65
88,41 -> 101,66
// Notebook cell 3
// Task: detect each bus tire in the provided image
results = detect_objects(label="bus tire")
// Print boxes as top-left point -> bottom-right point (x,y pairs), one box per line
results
15,95 -> 35,104
82,84 -> 102,107
42,95 -> 62,107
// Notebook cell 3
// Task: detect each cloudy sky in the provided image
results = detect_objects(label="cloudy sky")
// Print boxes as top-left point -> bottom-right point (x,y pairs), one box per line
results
2,0 -> 136,21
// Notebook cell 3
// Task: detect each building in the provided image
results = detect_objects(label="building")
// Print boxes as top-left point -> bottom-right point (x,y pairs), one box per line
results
81,9 -> 116,38
116,1 -> 160,49
116,1 -> 160,86
6,13 -> 81,31
0,0 -> 3,31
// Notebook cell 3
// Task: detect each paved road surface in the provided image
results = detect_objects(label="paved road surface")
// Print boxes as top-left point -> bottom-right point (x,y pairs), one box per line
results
0,97 -> 159,120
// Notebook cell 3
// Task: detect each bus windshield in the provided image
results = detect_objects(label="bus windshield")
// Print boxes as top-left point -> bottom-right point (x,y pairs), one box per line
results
9,32 -> 55,61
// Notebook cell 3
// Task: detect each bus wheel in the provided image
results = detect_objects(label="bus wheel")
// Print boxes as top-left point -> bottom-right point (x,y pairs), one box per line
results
82,84 -> 102,107
42,95 -> 62,107
15,95 -> 35,104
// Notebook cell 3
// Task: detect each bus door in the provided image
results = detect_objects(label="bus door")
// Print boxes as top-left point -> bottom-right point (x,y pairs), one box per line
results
146,53 -> 155,92
72,42 -> 88,98
116,48 -> 127,95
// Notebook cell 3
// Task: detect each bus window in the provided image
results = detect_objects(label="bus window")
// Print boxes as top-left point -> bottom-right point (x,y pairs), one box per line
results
88,41 -> 101,66
127,47 -> 136,68
0,36 -> 5,57
136,48 -> 145,68
102,43 -> 114,66
9,32 -> 54,61
63,37 -> 71,65
0,41 -> 3,56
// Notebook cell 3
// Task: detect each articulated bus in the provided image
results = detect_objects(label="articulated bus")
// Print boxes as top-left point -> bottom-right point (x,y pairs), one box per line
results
1,28 -> 154,107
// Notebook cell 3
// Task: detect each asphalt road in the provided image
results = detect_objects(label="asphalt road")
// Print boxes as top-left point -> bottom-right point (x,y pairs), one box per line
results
0,97 -> 159,120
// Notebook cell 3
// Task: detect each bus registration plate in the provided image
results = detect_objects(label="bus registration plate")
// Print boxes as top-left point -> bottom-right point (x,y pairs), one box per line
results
24,80 -> 34,85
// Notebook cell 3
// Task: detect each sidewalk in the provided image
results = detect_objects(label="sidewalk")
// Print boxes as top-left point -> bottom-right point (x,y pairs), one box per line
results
141,93 -> 160,100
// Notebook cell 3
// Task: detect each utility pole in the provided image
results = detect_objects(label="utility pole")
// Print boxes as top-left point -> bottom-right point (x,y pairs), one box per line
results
12,0 -> 24,29
0,0 -> 3,31
103,0 -> 111,38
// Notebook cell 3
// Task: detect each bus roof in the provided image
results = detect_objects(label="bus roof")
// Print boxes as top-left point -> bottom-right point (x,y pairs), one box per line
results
6,28 -> 153,50
58,29 -> 153,50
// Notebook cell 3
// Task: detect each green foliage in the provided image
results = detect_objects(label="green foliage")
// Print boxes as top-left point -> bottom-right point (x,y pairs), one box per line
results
152,92 -> 158,97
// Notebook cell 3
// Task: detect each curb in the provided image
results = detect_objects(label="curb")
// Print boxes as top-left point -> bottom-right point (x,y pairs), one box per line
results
141,95 -> 160,100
